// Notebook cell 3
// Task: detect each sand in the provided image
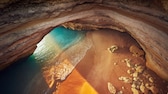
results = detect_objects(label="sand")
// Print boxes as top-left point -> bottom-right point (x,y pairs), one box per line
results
55,29 -> 168,94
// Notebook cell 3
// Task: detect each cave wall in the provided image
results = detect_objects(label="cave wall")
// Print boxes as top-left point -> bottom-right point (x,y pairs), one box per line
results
0,0 -> 168,80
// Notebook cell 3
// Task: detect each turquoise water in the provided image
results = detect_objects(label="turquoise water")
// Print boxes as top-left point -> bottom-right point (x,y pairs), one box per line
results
33,26 -> 85,63
0,26 -> 85,94
50,26 -> 84,49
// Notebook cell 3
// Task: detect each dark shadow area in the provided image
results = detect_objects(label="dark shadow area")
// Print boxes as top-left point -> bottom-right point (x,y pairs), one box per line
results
0,56 -> 49,94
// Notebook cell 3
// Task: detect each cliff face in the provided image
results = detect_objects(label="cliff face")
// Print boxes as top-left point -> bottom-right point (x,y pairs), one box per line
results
0,0 -> 168,81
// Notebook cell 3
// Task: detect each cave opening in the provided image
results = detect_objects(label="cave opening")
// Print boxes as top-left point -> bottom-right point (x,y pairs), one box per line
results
0,25 -> 168,94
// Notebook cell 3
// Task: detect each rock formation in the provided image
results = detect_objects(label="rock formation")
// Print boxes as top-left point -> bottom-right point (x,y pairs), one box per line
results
0,0 -> 168,81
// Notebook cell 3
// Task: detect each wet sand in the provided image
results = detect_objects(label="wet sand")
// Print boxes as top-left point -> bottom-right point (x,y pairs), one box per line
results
55,29 -> 168,94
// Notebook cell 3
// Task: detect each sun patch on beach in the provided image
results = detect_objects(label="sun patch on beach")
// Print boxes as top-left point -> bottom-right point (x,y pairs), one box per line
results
80,82 -> 98,94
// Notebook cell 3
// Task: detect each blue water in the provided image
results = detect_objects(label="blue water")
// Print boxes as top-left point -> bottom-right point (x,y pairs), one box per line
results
33,26 -> 85,63
0,26 -> 85,94
50,26 -> 84,49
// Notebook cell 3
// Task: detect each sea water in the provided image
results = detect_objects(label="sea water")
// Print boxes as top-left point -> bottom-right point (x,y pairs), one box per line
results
33,26 -> 85,64
0,26 -> 86,94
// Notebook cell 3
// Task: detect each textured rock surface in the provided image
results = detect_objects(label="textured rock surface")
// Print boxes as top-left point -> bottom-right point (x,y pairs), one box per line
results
0,0 -> 168,81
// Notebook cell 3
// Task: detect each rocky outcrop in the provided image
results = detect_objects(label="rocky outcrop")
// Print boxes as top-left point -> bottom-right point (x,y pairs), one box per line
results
0,0 -> 168,81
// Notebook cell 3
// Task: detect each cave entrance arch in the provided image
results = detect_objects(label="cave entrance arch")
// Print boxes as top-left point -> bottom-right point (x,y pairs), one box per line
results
0,3 -> 168,90
32,4 -> 168,80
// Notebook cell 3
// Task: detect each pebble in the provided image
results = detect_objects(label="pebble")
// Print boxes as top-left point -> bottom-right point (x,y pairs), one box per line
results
131,87 -> 139,94
135,65 -> 144,73
107,82 -> 116,94
126,62 -> 132,68
145,83 -> 150,89
117,91 -> 123,94
127,70 -> 131,74
133,72 -> 138,78
114,62 -> 117,65
140,83 -> 145,93
123,59 -> 133,67
134,64 -> 138,67
133,77 -> 138,81
149,77 -> 154,83
108,45 -> 118,53
119,76 -> 132,83
131,84 -> 136,88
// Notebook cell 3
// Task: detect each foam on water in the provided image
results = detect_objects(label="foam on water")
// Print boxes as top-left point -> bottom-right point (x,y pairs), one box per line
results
33,26 -> 85,64
57,35 -> 92,66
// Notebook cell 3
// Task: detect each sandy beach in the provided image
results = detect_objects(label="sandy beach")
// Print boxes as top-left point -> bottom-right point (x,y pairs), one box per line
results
55,29 -> 168,94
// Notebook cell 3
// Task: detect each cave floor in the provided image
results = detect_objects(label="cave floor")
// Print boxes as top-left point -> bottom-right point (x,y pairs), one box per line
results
55,29 -> 168,94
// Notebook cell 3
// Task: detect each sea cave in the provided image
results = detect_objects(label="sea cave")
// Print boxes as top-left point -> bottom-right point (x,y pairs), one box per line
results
0,0 -> 168,94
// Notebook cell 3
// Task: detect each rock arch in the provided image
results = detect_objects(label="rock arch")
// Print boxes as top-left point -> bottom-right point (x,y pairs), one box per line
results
0,2 -> 168,80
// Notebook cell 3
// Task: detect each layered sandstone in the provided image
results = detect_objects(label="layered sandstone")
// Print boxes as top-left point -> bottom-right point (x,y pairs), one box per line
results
0,0 -> 168,81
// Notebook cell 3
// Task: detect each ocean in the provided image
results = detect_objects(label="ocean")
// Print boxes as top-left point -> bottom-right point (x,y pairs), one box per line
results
0,26 -> 87,94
